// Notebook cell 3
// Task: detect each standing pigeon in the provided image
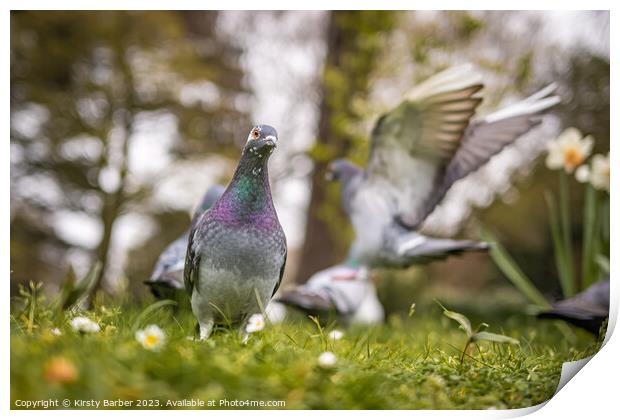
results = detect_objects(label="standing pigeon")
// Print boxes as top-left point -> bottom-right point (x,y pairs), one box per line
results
325,64 -> 559,267
185,125 -> 287,339
277,260 -> 384,325
538,279 -> 610,334
145,185 -> 225,299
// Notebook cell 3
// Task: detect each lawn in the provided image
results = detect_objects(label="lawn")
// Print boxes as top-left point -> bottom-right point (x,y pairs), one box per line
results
10,291 -> 602,410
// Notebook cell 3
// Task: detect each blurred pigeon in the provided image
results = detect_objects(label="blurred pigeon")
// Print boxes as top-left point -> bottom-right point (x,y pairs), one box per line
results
145,184 -> 225,300
326,64 -> 560,267
185,125 -> 287,339
277,261 -> 384,325
538,278 -> 610,334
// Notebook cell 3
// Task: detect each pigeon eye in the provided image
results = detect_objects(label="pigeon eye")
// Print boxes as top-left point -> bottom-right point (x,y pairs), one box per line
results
251,129 -> 260,140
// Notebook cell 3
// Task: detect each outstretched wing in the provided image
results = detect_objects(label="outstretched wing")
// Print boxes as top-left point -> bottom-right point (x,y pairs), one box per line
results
364,64 -> 559,229
364,64 -> 484,227
413,84 -> 560,225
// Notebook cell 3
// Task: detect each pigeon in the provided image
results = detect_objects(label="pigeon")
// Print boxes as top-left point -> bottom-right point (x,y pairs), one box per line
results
277,260 -> 384,325
325,64 -> 560,267
184,125 -> 287,339
538,278 -> 610,334
145,185 -> 225,300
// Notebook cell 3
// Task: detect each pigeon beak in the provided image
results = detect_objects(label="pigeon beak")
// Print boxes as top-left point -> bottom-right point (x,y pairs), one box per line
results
265,136 -> 277,149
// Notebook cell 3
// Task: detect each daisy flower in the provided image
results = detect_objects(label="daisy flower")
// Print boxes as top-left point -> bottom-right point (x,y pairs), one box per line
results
70,316 -> 100,333
546,128 -> 594,173
245,313 -> 266,333
318,351 -> 337,368
135,325 -> 166,351
329,330 -> 344,340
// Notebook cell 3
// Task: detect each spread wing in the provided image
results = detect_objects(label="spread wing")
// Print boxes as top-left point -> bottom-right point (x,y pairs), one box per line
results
414,84 -> 560,225
364,64 -> 484,228
364,65 -> 560,229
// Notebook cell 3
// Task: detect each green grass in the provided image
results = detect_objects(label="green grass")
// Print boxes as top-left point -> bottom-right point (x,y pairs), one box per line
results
10,297 -> 602,410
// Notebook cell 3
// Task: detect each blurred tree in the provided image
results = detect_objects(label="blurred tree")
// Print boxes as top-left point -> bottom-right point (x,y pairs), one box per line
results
294,11 -> 397,284
11,11 -> 249,298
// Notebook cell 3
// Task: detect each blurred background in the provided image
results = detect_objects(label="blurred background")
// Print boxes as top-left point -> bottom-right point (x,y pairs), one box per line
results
10,11 -> 610,315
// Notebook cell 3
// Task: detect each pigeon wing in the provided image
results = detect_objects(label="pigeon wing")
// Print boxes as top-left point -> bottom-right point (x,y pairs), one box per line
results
413,84 -> 560,226
365,64 -> 484,228
183,225 -> 201,295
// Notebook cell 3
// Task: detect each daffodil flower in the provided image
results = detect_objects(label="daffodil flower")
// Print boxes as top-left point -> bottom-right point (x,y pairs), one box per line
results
575,153 -> 610,192
70,316 -> 100,333
589,153 -> 610,192
135,325 -> 166,351
245,313 -> 265,333
546,128 -> 594,173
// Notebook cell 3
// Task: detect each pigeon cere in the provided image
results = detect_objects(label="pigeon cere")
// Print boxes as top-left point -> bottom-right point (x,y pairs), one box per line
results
10,10 -> 611,412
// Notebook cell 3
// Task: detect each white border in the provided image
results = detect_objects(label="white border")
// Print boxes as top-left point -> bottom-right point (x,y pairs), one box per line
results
4,2 -> 616,419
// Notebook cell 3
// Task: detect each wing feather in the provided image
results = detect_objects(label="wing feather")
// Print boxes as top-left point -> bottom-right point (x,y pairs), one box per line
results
365,65 -> 484,224
364,64 -> 559,230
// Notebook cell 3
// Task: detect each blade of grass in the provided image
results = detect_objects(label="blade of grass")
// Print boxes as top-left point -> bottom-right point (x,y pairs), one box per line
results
582,185 -> 599,289
558,172 -> 575,295
545,192 -> 573,297
132,299 -> 177,331
481,229 -> 551,310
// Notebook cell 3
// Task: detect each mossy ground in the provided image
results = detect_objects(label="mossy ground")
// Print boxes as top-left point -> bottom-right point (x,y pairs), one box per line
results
10,297 -> 602,410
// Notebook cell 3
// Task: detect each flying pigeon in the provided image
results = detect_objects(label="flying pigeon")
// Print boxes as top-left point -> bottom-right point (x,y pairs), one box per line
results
145,185 -> 225,300
325,64 -> 560,267
538,278 -> 610,335
184,125 -> 287,339
277,261 -> 384,325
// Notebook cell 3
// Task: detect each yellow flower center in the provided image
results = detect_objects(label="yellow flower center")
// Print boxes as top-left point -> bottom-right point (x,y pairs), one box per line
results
145,334 -> 159,347
563,146 -> 584,168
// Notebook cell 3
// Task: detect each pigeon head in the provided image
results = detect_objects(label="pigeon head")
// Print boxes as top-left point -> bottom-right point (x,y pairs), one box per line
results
243,124 -> 278,159
325,159 -> 362,184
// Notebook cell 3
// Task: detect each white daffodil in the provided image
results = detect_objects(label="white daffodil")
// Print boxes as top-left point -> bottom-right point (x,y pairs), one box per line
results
318,351 -> 337,368
328,330 -> 344,340
590,153 -> 610,192
575,165 -> 590,183
70,316 -> 100,333
245,313 -> 266,333
50,327 -> 62,336
546,128 -> 594,173
135,325 -> 166,351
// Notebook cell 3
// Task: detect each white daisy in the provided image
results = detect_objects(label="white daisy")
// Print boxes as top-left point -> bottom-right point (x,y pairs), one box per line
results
546,128 -> 594,173
245,313 -> 266,333
69,316 -> 100,333
328,330 -> 344,340
50,327 -> 62,336
135,324 -> 166,351
318,351 -> 337,368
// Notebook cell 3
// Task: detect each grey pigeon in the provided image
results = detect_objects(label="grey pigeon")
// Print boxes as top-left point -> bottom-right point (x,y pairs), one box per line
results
185,125 -> 287,339
538,279 -> 610,334
325,64 -> 559,267
145,185 -> 225,300
277,260 -> 384,325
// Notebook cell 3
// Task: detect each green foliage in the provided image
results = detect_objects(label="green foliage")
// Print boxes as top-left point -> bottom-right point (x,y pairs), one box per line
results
57,263 -> 102,311
10,298 -> 600,409
436,301 -> 519,365
480,229 -> 551,310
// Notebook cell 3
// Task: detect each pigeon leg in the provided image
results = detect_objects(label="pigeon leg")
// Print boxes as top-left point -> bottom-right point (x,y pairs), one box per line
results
198,318 -> 214,341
